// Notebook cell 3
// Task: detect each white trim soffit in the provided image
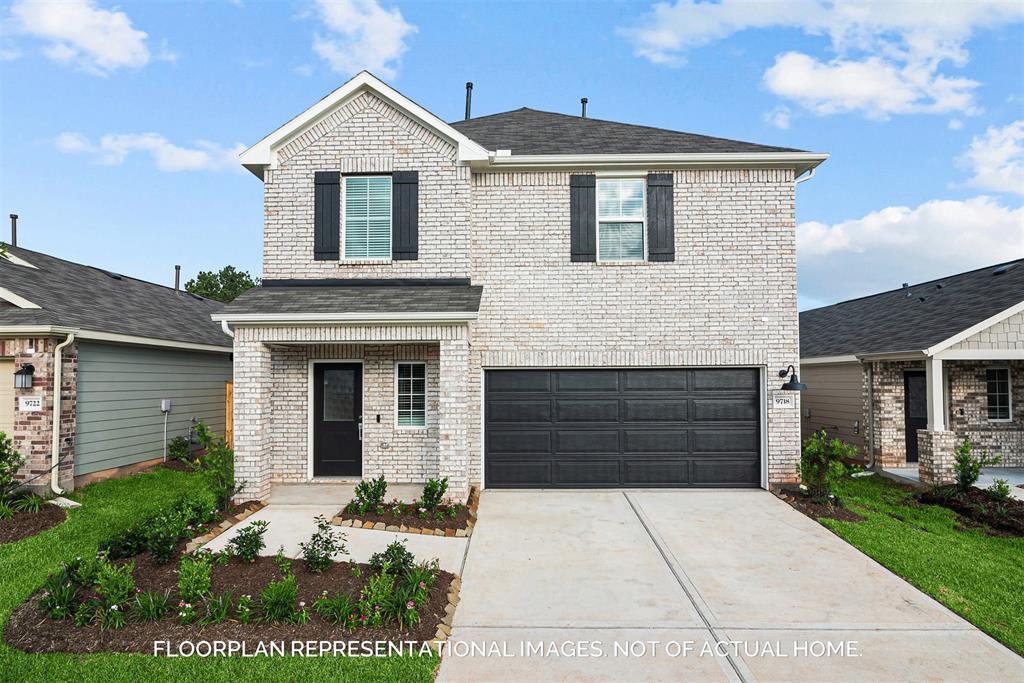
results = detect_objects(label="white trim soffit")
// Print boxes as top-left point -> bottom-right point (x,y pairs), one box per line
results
210,311 -> 477,325
800,354 -> 860,365
479,151 -> 829,174
0,325 -> 231,354
0,286 -> 41,309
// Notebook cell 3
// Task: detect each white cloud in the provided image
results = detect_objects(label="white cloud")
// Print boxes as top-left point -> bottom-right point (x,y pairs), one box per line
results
156,39 -> 179,64
948,118 -> 964,130
764,105 -> 791,130
797,196 -> 1024,304
294,63 -> 314,77
959,121 -> 1024,196
54,132 -> 245,172
310,0 -> 416,79
621,1 -> 1024,119
9,0 -> 154,75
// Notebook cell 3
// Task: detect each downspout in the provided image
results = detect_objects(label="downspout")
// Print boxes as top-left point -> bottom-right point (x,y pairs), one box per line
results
795,167 -> 816,185
220,319 -> 234,338
50,332 -> 76,495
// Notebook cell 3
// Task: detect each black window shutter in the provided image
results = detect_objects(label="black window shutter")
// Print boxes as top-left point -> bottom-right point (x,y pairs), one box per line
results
647,173 -> 675,262
392,171 -> 419,260
570,174 -> 596,262
313,171 -> 340,260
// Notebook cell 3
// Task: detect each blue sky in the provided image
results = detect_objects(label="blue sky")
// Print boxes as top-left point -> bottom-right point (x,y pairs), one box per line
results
0,0 -> 1021,309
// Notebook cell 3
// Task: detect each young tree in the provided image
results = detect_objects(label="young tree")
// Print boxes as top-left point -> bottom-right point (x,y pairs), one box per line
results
184,266 -> 259,302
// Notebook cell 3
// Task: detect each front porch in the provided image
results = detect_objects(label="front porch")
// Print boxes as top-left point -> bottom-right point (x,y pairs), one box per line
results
881,465 -> 1024,501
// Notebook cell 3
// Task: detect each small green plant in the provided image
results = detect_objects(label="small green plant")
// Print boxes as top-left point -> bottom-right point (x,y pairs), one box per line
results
178,553 -> 213,602
386,582 -> 421,628
259,575 -> 298,624
988,478 -> 1012,502
0,430 -> 25,501
313,590 -> 358,628
94,559 -> 135,629
349,559 -> 362,578
273,545 -> 292,576
193,422 -> 244,510
12,493 -> 47,513
350,475 -> 388,515
133,589 -> 171,622
236,594 -> 254,624
300,515 -> 347,573
100,525 -> 149,559
953,438 -> 1002,493
199,591 -> 233,625
403,560 -> 439,604
798,430 -> 858,505
0,500 -> 13,520
369,540 -> 415,574
228,520 -> 269,562
358,569 -> 395,628
39,570 -> 80,620
68,555 -> 102,587
421,477 -> 448,510
146,518 -> 181,565
167,435 -> 191,462
177,600 -> 198,624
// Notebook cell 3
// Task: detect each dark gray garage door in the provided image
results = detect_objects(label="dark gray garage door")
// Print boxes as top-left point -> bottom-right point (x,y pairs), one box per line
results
485,368 -> 761,488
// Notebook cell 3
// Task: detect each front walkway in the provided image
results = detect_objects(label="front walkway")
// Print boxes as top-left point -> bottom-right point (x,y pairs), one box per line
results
882,466 -> 1024,501
439,490 -> 1024,682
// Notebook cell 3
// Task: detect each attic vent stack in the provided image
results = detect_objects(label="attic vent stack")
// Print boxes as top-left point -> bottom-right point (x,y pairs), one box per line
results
8,214 -> 17,247
175,265 -> 181,294
581,97 -> 588,118
464,82 -> 473,120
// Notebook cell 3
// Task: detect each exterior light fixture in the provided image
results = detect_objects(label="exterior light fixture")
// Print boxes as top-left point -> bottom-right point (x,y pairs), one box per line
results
778,365 -> 806,392
14,364 -> 34,389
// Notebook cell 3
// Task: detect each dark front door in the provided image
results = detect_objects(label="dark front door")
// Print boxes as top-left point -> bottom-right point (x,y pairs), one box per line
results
485,368 -> 761,488
313,363 -> 362,476
904,371 -> 927,463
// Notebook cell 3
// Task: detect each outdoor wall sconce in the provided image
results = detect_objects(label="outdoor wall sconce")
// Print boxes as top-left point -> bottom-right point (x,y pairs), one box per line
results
778,365 -> 806,391
14,364 -> 34,389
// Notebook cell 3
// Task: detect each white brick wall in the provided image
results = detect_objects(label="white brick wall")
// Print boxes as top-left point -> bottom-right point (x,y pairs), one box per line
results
233,94 -> 803,499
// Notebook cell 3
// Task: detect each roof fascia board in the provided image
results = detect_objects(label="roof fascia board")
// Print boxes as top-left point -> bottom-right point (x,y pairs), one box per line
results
924,300 -> 1024,357
935,349 -> 1024,360
855,350 -> 927,361
800,355 -> 860,365
476,152 -> 829,174
0,286 -> 41,309
0,325 -> 230,353
240,71 -> 489,178
211,311 -> 477,325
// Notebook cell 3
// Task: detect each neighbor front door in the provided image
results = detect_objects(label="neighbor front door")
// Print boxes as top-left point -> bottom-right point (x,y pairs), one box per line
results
904,370 -> 927,463
313,363 -> 362,476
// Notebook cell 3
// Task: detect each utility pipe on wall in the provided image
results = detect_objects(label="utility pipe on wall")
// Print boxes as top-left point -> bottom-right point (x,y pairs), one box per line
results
50,332 -> 76,495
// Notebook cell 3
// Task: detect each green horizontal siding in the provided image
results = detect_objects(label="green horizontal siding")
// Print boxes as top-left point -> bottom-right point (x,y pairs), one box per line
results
74,343 -> 232,475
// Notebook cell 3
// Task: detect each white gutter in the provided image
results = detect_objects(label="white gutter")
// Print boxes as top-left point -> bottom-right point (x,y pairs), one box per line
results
210,311 -> 478,326
478,151 -> 829,174
0,325 -> 231,354
795,167 -> 816,184
50,332 -> 75,495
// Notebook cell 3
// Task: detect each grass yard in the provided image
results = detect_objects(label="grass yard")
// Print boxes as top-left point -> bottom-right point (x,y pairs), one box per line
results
0,468 -> 437,683
822,475 -> 1024,655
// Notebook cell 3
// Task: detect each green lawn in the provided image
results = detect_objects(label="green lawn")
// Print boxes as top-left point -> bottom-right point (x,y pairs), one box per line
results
0,468 -> 436,682
821,475 -> 1024,655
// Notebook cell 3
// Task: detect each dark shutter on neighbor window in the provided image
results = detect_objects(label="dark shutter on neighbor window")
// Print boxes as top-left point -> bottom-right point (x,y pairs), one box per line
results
313,171 -> 340,260
570,174 -> 597,262
646,173 -> 674,262
392,171 -> 419,260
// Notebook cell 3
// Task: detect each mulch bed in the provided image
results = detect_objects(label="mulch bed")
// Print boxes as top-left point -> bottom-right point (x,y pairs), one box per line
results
5,549 -> 455,655
0,505 -> 68,545
775,487 -> 864,523
158,460 -> 193,473
338,505 -> 474,532
917,486 -> 1024,536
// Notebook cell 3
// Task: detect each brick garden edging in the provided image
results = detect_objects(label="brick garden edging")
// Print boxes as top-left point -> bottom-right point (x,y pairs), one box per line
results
184,501 -> 266,554
331,486 -> 481,538
428,574 -> 461,652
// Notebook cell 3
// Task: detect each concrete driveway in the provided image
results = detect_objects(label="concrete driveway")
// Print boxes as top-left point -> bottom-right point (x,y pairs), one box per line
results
438,489 -> 1023,683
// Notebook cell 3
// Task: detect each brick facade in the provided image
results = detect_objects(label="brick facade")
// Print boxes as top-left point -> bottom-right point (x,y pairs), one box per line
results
232,93 -> 804,500
917,429 -> 957,485
0,337 -> 76,493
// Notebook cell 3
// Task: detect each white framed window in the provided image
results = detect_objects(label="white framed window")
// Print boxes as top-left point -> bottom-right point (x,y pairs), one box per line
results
396,362 -> 427,428
597,178 -> 645,261
343,175 -> 392,260
986,367 -> 1012,421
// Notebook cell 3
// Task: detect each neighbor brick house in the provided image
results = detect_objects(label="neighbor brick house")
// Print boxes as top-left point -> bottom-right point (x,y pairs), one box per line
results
800,260 -> 1024,484
216,72 -> 828,501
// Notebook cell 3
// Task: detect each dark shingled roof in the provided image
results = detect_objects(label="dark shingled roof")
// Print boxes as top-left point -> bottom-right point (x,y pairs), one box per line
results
450,107 -> 804,156
225,283 -> 483,315
0,246 -> 231,348
800,260 -> 1024,359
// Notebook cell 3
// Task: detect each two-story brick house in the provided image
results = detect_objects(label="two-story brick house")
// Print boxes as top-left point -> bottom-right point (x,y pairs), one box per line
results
215,72 -> 827,502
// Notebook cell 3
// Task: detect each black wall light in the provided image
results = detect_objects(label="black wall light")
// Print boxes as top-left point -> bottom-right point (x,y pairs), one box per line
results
14,364 -> 34,389
778,365 -> 806,391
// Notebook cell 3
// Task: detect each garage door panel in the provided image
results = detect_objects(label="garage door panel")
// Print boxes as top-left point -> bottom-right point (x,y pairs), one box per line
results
692,459 -> 760,485
555,430 -> 619,454
556,370 -> 619,392
623,429 -> 688,453
489,460 -> 552,486
623,398 -> 688,422
624,460 -> 690,485
487,370 -> 551,392
487,430 -> 551,454
555,399 -> 619,422
622,369 -> 688,391
691,428 -> 759,453
692,368 -> 758,391
487,399 -> 552,423
692,397 -> 758,422
555,460 -> 620,485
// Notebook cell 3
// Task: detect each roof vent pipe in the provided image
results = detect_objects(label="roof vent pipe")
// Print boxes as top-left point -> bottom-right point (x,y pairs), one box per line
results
581,97 -> 588,118
175,265 -> 181,294
464,82 -> 473,120
9,214 -> 17,247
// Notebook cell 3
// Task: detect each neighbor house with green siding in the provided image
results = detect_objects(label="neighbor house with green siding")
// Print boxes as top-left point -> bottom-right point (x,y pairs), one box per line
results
0,245 -> 232,493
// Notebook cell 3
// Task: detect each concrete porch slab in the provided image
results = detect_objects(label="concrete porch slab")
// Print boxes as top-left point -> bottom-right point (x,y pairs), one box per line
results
267,482 -> 425,506
882,466 -> 1024,500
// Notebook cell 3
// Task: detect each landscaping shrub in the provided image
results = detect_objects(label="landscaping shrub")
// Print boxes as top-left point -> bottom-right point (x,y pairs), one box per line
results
421,477 -> 448,510
0,500 -> 13,520
228,520 -> 269,562
178,553 -> 213,602
235,594 -> 254,624
369,539 -> 415,575
167,435 -> 191,463
133,590 -> 171,622
350,475 -> 388,514
953,438 -> 1002,493
192,421 -> 244,510
299,515 -> 347,573
313,591 -> 358,628
12,493 -> 46,513
403,560 -> 439,602
0,430 -> 25,500
146,514 -> 184,565
259,574 -> 298,624
799,430 -> 858,504
989,478 -> 1012,502
39,570 -> 79,620
199,591 -> 233,625
99,525 -> 149,559
94,558 -> 136,629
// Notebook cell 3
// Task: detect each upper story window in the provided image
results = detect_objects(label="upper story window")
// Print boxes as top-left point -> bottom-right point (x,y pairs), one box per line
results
597,178 -> 645,262
343,176 -> 392,260
986,368 -> 1012,421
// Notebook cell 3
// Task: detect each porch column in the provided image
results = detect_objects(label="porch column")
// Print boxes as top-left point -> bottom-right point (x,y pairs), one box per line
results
438,338 -> 470,502
919,356 -> 956,485
232,338 -> 272,501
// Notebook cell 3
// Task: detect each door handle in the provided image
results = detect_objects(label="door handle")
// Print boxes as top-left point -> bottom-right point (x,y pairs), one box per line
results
358,422 -> 363,441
